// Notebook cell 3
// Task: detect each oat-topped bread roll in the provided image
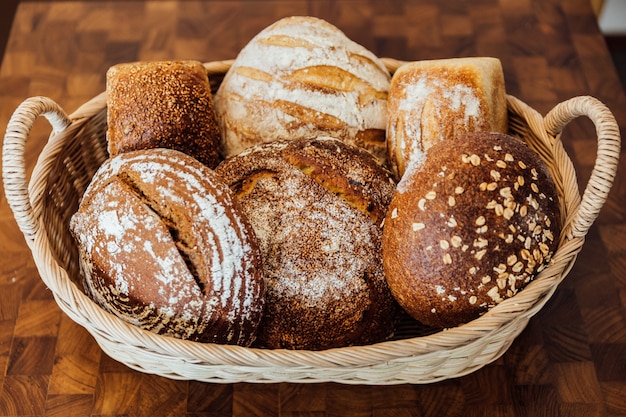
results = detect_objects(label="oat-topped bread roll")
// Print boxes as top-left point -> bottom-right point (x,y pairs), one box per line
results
69,148 -> 265,345
216,137 -> 401,350
106,60 -> 222,168
383,132 -> 561,329
214,16 -> 391,165
387,57 -> 508,179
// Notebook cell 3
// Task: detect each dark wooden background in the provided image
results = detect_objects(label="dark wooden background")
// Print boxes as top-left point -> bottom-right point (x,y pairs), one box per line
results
0,0 -> 625,416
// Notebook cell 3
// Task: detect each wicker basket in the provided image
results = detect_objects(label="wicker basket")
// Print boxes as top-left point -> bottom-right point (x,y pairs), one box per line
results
2,58 -> 621,384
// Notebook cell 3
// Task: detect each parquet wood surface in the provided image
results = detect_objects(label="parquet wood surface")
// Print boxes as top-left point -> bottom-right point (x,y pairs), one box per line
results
0,0 -> 625,416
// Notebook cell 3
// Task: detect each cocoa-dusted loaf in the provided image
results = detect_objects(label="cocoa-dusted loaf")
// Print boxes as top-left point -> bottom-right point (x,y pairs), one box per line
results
382,132 -> 561,329
387,57 -> 508,179
214,16 -> 391,165
69,148 -> 265,345
106,60 -> 222,168
215,137 -> 401,350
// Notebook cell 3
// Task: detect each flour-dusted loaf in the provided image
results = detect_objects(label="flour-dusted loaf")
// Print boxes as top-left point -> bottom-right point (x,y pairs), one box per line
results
69,148 -> 265,345
106,60 -> 222,168
214,16 -> 391,165
382,132 -> 561,329
387,57 -> 508,179
216,137 -> 401,350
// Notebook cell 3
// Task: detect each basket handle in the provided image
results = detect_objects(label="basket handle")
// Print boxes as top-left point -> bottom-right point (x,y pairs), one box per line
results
3,96 -> 72,242
543,95 -> 621,239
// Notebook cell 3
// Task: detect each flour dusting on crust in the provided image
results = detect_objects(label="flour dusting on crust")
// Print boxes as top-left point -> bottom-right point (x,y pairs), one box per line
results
216,137 -> 401,350
214,16 -> 391,164
70,148 -> 265,345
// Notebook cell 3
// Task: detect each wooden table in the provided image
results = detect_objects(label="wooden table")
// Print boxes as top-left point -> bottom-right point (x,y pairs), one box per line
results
1,0 -> 625,415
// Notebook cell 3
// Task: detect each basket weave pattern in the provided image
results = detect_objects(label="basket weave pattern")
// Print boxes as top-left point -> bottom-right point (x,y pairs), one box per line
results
2,58 -> 621,384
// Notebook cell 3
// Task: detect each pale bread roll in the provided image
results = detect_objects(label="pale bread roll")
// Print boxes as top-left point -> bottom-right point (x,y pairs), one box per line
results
386,57 -> 508,179
214,16 -> 391,165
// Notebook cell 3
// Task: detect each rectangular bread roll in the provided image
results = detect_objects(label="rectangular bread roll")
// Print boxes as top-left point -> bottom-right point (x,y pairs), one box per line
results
106,60 -> 222,168
386,57 -> 508,180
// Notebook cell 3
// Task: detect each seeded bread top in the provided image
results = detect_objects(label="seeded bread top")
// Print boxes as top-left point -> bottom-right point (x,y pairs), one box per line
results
382,132 -> 561,329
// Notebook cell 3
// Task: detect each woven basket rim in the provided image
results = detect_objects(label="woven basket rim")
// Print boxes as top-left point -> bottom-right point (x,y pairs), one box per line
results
2,58 -> 621,383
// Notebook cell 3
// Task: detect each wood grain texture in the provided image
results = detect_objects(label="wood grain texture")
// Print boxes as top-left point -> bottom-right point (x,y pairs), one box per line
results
0,0 -> 625,416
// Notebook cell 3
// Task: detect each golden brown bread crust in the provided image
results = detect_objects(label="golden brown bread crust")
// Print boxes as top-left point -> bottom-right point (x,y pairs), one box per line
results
386,57 -> 508,179
69,148 -> 265,345
106,60 -> 222,168
382,132 -> 561,329
215,137 -> 401,350
214,16 -> 391,165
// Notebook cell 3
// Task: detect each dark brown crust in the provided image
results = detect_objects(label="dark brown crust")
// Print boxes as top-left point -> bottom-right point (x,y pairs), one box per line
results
216,137 -> 401,350
383,132 -> 561,329
106,60 -> 222,168
70,149 -> 265,345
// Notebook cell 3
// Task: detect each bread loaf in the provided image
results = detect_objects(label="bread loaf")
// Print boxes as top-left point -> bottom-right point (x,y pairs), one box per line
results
214,16 -> 391,165
215,137 -> 401,350
386,57 -> 508,179
69,148 -> 264,345
382,132 -> 561,329
106,60 -> 222,168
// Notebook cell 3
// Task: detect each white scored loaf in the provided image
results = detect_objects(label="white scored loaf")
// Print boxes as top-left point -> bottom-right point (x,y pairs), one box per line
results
386,57 -> 508,179
69,148 -> 265,345
214,16 -> 391,165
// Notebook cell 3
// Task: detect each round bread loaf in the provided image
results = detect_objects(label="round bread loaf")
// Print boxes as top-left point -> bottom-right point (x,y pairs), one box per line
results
69,148 -> 264,345
214,16 -> 391,165
387,57 -> 508,179
215,137 -> 401,350
106,60 -> 222,168
382,132 -> 561,329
